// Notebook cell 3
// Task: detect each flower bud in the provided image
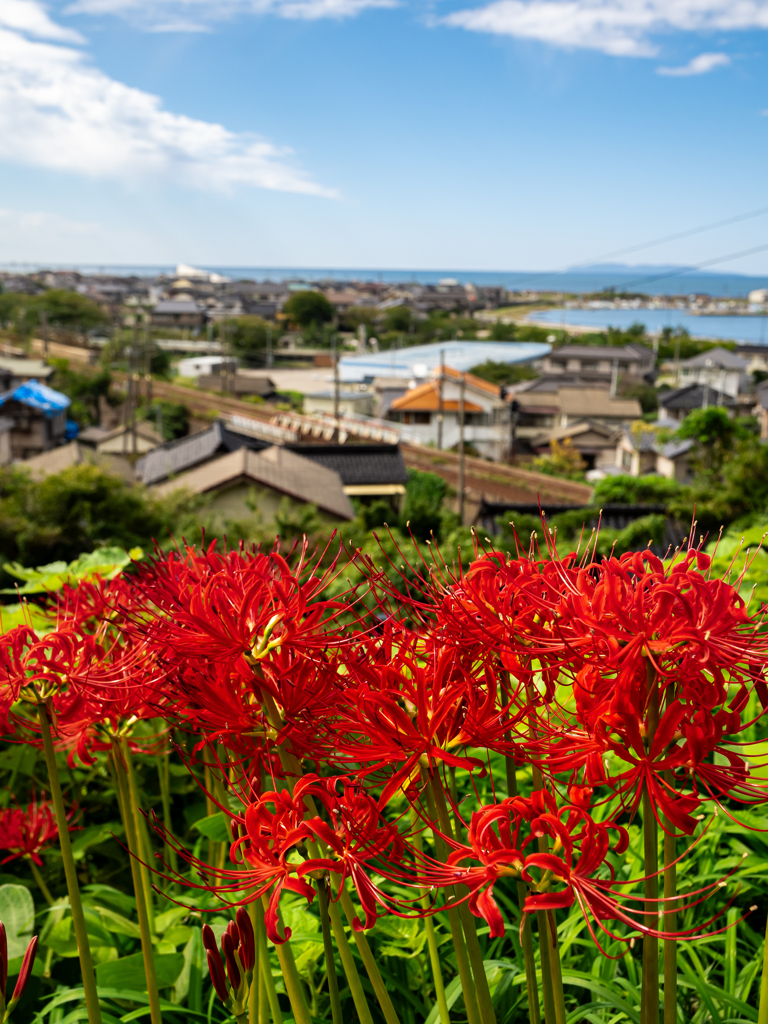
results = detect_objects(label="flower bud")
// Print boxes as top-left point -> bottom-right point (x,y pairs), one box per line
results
206,949 -> 229,1004
11,936 -> 37,1002
235,907 -> 255,972
201,924 -> 218,955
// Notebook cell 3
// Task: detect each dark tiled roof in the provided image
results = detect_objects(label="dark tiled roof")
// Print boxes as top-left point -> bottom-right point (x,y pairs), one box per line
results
659,384 -> 735,411
284,444 -> 408,486
136,422 -> 408,487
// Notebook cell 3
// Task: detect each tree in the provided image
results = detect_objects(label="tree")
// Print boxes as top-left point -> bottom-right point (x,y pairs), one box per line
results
675,407 -> 743,473
230,316 -> 271,366
37,290 -> 107,331
49,359 -> 114,426
469,360 -> 537,387
592,474 -> 683,507
532,438 -> 586,480
383,305 -> 412,333
282,291 -> 334,329
144,401 -> 189,441
400,469 -> 448,542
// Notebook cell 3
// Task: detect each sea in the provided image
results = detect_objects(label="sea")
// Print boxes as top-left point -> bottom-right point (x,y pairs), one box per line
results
529,307 -> 768,346
2,262 -> 768,298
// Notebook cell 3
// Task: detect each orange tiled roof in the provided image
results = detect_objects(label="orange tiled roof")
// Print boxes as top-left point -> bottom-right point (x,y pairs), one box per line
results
440,366 -> 501,397
391,381 -> 483,413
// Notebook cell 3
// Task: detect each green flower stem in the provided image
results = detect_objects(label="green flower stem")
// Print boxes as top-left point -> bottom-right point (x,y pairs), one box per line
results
27,858 -> 55,907
642,661 -> 660,1024
254,902 -> 282,1024
505,760 -> 540,1024
326,889 -> 375,1024
758,909 -> 768,1024
155,754 -> 178,878
37,701 -> 103,1024
663,770 -> 677,1024
536,910 -> 557,1024
317,880 -> 343,1024
530,764 -> 566,1024
425,775 -> 483,1024
260,894 -> 311,1024
111,740 -> 163,1024
123,740 -> 156,930
338,886 -> 403,1024
409,808 -> 450,1024
249,902 -> 260,1024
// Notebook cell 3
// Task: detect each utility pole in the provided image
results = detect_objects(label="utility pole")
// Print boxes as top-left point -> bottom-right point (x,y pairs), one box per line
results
266,326 -> 273,369
436,348 -> 445,450
41,310 -> 48,360
332,333 -> 340,429
144,314 -> 152,409
674,335 -> 681,385
458,372 -> 466,525
131,319 -> 138,455
610,358 -> 619,398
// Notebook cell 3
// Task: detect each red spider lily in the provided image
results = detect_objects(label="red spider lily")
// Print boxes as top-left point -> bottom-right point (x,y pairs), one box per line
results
0,921 -> 37,1021
133,542 -> 352,673
327,641 -> 521,806
0,792 -> 72,865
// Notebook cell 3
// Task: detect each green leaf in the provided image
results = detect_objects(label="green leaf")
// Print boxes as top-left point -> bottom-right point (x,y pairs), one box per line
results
91,905 -> 142,939
0,744 -> 38,776
0,883 -> 35,958
154,906 -> 190,935
373,916 -> 427,958
0,601 -> 54,635
191,812 -> 229,842
2,546 -> 140,595
70,823 -> 123,859
96,952 -> 185,991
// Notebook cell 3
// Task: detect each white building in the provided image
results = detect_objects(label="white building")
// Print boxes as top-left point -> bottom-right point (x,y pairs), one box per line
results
386,366 -> 509,460
177,355 -> 237,379
677,347 -> 748,399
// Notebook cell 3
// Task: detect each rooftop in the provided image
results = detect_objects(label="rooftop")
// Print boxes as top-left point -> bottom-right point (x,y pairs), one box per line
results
338,340 -> 550,383
151,445 -> 354,519
679,347 -> 748,370
659,384 -> 735,410
0,380 -> 70,417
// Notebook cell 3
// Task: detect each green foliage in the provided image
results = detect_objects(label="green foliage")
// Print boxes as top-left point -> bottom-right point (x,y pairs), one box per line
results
400,469 -> 448,542
532,437 -> 586,481
229,316 -> 272,366
144,401 -> 189,441
676,406 -> 749,473
592,474 -> 684,506
274,498 -> 323,541
0,290 -> 107,335
382,305 -> 413,333
282,291 -> 334,328
2,546 -> 140,595
468,359 -> 537,387
0,465 -> 201,570
618,378 -> 658,414
48,359 -> 114,427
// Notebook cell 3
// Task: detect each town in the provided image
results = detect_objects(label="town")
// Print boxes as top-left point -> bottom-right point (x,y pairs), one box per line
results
0,262 -> 765,587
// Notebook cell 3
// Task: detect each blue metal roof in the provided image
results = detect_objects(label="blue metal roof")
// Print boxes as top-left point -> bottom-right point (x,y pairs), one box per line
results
338,340 -> 550,383
0,380 -> 71,417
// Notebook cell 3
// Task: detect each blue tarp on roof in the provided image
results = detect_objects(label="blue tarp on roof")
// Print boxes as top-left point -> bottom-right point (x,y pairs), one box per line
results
0,379 -> 71,418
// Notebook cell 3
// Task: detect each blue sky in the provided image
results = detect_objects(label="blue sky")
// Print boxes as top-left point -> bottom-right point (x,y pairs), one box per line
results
1,0 -> 768,272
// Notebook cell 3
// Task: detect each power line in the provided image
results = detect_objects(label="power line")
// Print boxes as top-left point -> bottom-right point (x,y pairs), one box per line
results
610,241 -> 768,292
568,205 -> 768,271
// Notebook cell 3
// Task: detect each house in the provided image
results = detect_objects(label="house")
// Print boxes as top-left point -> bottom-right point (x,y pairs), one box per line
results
658,384 -> 735,423
135,419 -> 409,500
0,417 -> 15,466
150,445 -> 354,525
514,387 -> 642,441
541,344 -> 654,380
612,427 -> 695,484
19,441 -> 134,482
88,422 -> 163,455
531,421 -> 620,472
0,381 -> 70,459
151,300 -> 204,329
387,367 -> 508,459
0,358 -> 55,388
304,390 -> 376,419
177,356 -> 237,379
677,348 -> 747,398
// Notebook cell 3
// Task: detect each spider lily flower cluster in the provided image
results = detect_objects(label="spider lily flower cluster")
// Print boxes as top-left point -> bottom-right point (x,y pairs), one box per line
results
1,530 -> 767,1024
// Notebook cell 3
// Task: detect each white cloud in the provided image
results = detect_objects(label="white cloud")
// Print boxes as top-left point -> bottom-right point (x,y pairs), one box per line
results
657,51 -> 730,75
444,0 -> 768,58
63,0 -> 397,29
0,0 -> 83,41
0,3 -> 335,195
0,208 -> 99,235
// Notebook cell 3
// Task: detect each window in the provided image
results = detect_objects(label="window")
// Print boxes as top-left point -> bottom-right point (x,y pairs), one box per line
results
622,450 -> 632,470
